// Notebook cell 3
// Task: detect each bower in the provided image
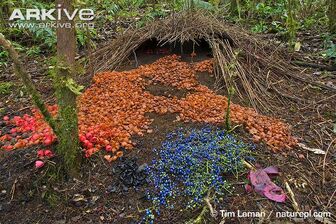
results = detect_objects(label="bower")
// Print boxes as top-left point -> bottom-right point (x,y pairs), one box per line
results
90,10 -> 324,112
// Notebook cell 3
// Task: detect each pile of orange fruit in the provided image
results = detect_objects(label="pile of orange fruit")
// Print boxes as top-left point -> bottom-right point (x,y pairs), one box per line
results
193,59 -> 214,73
1,55 -> 297,160
78,55 -> 296,157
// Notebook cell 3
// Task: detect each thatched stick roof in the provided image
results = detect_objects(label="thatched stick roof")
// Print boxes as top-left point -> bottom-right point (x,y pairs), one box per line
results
90,11 -> 335,112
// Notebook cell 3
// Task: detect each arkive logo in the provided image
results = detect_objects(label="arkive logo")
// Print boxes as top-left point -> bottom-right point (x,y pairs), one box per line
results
8,4 -> 94,21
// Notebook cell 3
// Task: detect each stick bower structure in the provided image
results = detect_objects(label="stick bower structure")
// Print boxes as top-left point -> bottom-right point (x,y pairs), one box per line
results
90,10 -> 335,112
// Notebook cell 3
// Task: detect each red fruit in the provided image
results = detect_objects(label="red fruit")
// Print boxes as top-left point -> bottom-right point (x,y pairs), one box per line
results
6,145 -> 13,151
31,134 -> 40,141
86,142 -> 93,149
44,150 -> 54,158
91,137 -> 97,143
3,116 -> 9,121
85,132 -> 93,140
44,138 -> 52,146
10,128 -> 17,134
4,134 -> 12,141
79,135 -> 86,142
105,145 -> 112,151
83,139 -> 90,146
37,150 -> 45,158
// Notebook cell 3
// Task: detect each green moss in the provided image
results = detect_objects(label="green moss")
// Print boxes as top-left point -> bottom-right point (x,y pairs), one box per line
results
51,59 -> 81,176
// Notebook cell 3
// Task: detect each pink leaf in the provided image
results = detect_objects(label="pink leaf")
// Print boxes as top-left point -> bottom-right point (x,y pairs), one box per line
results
247,166 -> 286,203
263,166 -> 279,175
263,185 -> 286,202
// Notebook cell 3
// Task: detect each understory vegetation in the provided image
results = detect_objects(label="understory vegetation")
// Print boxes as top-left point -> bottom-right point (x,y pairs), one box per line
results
0,0 -> 335,65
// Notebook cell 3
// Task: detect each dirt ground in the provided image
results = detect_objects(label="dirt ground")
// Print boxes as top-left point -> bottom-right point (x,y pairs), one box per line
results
0,38 -> 335,224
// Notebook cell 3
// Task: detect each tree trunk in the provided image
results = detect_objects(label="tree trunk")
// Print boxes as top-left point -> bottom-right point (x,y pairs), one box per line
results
328,0 -> 336,34
55,0 -> 81,176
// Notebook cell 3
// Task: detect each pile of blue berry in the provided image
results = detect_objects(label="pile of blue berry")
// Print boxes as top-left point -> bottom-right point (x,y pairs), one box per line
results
143,126 -> 253,220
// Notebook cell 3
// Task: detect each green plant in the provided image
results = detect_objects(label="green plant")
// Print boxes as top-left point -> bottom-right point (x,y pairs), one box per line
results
26,46 -> 41,56
0,47 -> 9,66
184,0 -> 214,10
239,0 -> 329,39
286,0 -> 298,47
0,82 -> 13,95
322,34 -> 336,60
76,28 -> 97,47
251,22 -> 268,33
324,43 -> 336,59
225,86 -> 235,130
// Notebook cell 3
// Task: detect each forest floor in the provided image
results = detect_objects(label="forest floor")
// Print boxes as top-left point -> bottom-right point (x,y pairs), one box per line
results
0,25 -> 335,224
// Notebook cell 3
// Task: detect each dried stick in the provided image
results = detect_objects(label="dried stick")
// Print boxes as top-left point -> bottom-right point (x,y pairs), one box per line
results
285,181 -> 300,212
322,138 -> 336,184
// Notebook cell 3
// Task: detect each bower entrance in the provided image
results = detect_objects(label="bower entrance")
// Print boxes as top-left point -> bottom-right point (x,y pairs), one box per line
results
129,38 -> 212,67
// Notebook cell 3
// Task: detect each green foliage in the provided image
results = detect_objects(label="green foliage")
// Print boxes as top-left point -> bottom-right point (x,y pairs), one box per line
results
324,43 -> 336,59
0,42 -> 25,66
0,47 -> 9,66
238,0 -> 329,41
0,82 -> 13,95
76,28 -> 97,47
26,45 -> 41,56
184,0 -> 215,10
251,22 -> 268,33
322,34 -> 336,60
65,78 -> 84,95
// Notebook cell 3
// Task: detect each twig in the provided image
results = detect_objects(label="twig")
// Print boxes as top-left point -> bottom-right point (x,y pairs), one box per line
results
243,160 -> 255,170
327,188 -> 336,208
291,60 -> 336,71
10,178 -> 18,201
188,190 -> 216,224
9,106 -> 31,115
301,94 -> 336,110
205,195 -> 218,218
285,181 -> 300,212
322,138 -> 336,184
133,49 -> 139,67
